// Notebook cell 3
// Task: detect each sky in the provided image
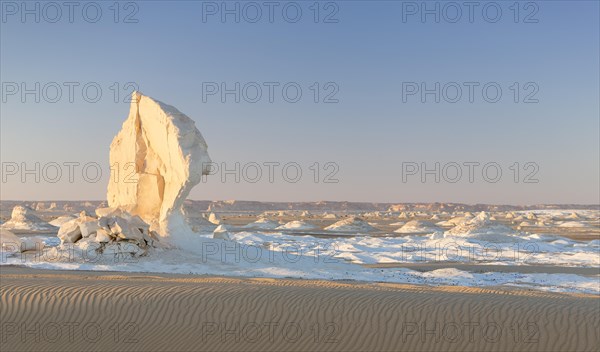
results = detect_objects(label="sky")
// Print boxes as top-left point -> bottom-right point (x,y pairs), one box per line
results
0,0 -> 599,204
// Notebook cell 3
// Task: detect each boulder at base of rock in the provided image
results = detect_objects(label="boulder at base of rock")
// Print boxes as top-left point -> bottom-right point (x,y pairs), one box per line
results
128,215 -> 150,234
117,226 -> 145,242
95,228 -> 112,243
79,220 -> 99,238
98,216 -> 115,229
108,217 -> 130,236
57,219 -> 83,244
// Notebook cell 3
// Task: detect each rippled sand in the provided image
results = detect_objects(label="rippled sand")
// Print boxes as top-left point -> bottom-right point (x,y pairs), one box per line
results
1,266 -> 598,351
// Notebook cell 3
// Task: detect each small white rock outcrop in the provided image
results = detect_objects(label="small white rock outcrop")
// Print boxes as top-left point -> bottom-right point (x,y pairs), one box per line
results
394,220 -> 441,234
324,217 -> 377,233
213,225 -> 233,241
0,229 -> 45,252
1,206 -> 56,231
242,218 -> 280,230
276,220 -> 316,230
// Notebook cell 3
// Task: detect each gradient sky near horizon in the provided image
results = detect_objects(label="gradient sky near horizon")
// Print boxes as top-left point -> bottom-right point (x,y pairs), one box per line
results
1,0 -> 599,204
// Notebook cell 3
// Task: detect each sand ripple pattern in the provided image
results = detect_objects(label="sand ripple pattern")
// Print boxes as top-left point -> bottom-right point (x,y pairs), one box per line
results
1,267 -> 599,351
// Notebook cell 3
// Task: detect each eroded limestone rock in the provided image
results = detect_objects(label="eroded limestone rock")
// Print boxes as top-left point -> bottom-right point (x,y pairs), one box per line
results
80,220 -> 99,238
107,92 -> 212,239
57,219 -> 83,243
213,225 -> 233,241
1,206 -> 56,231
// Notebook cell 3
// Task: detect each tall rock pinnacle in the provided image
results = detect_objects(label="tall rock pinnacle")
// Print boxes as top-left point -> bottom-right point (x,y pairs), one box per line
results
107,92 -> 211,236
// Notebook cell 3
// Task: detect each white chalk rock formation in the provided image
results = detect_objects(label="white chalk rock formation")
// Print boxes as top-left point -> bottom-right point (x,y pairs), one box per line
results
394,220 -> 441,234
213,225 -> 233,241
57,219 -> 83,243
0,229 -> 45,252
95,207 -> 126,218
208,212 -> 221,225
518,221 -> 535,227
445,212 -> 516,242
276,220 -> 316,230
324,217 -> 377,233
1,206 -> 56,231
49,215 -> 77,227
242,218 -> 280,230
57,212 -> 95,244
107,92 -> 212,240
559,221 -> 591,228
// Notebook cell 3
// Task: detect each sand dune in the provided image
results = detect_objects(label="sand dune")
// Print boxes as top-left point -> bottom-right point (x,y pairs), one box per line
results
1,267 -> 598,351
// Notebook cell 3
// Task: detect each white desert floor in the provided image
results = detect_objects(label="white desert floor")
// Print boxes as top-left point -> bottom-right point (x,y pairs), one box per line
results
1,209 -> 599,295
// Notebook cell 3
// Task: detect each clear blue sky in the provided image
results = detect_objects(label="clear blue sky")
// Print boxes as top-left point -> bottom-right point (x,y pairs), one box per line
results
1,0 -> 599,204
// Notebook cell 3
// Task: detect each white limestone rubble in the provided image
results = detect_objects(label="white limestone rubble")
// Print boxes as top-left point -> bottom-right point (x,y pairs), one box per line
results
56,210 -> 157,256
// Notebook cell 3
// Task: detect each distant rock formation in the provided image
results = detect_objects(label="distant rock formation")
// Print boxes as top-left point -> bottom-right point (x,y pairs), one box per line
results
444,212 -> 518,242
324,217 -> 377,233
276,220 -> 316,230
394,220 -> 440,234
1,206 -> 56,231
107,92 -> 212,238
213,225 -> 233,241
207,212 -> 221,225
242,218 -> 280,230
